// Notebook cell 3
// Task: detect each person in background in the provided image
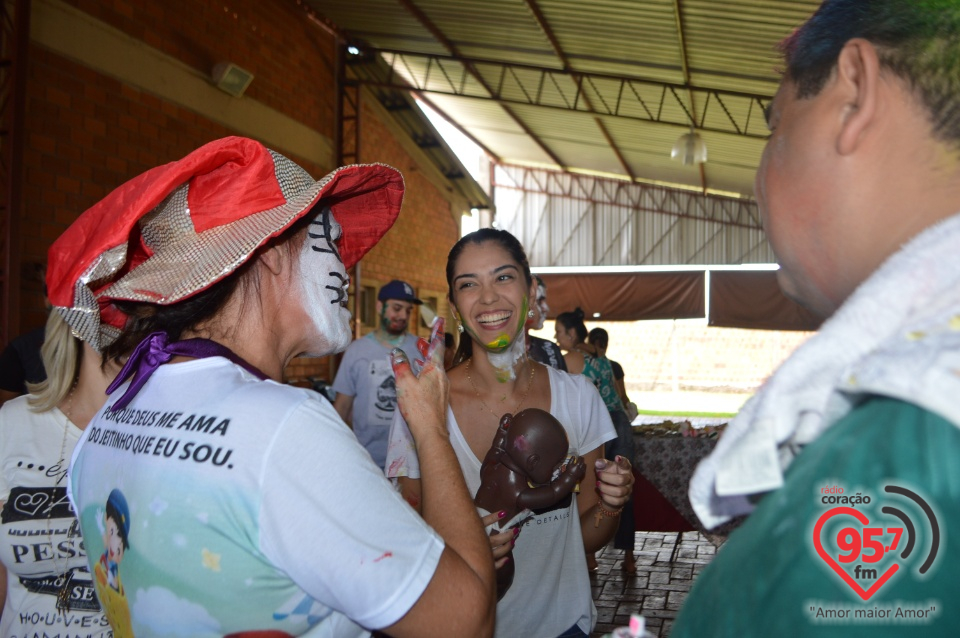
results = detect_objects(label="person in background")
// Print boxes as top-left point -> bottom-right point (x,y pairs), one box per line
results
443,331 -> 457,370
0,326 -> 46,406
526,275 -> 567,371
675,1 -> 960,635
556,310 -> 637,574
0,267 -> 50,407
333,279 -> 423,470
66,136 -> 495,637
588,327 -> 637,422
387,228 -> 633,638
0,284 -> 120,636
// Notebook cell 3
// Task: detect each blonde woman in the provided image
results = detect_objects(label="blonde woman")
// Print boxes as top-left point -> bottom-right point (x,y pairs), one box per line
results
0,309 -> 119,637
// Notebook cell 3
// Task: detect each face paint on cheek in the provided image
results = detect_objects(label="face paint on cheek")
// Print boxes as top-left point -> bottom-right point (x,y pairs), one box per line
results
482,297 -> 530,352
298,211 -> 351,354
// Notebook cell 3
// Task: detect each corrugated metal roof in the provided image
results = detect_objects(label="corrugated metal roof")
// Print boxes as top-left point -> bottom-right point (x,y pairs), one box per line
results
306,0 -> 820,198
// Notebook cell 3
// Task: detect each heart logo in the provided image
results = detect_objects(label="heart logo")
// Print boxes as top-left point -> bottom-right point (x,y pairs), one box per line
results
813,506 -> 899,601
13,491 -> 50,517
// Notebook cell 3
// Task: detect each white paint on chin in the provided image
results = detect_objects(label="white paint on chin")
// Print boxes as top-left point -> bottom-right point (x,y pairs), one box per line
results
487,335 -> 526,381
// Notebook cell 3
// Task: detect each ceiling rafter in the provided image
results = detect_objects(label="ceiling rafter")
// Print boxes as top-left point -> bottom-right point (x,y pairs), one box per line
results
494,163 -> 762,230
350,49 -> 770,139
395,0 -> 566,168
672,0 -> 706,192
523,0 -> 635,181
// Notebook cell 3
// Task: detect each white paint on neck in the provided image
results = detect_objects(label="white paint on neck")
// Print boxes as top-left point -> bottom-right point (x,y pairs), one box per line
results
487,336 -> 526,381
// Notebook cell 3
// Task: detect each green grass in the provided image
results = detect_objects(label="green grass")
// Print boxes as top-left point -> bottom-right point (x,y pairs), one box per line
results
635,408 -> 736,418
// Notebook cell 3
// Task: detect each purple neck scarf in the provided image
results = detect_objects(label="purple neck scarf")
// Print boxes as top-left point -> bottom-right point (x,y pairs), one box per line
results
106,332 -> 269,411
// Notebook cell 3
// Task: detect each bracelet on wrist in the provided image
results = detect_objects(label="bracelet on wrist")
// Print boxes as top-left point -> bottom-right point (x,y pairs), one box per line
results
593,500 -> 624,528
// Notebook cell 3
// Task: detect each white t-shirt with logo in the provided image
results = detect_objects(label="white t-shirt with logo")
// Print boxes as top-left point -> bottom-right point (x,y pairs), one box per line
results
332,333 -> 420,469
0,396 -> 111,638
68,357 -> 443,637
386,365 -> 615,637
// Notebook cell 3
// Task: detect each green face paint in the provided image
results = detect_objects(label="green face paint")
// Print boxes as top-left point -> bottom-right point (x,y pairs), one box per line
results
485,333 -> 511,349
477,296 -> 530,353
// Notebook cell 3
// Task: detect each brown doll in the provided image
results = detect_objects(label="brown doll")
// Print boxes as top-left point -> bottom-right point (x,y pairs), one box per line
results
474,408 -> 587,598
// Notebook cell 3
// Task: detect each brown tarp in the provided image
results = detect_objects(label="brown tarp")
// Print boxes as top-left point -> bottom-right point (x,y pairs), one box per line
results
538,272 -> 705,321
536,270 -> 821,331
708,270 -> 823,331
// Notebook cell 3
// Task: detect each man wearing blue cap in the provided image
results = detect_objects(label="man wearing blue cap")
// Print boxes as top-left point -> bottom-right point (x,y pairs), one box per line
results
333,279 -> 423,470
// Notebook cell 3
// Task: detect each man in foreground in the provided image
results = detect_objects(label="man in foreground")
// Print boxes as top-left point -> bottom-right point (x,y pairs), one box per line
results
676,1 -> 960,635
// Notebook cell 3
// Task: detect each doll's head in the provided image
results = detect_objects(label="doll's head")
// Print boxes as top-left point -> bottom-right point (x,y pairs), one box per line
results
503,408 -> 570,485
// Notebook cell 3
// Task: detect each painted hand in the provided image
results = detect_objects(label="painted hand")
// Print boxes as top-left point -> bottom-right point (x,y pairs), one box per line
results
414,318 -> 445,371
391,330 -> 449,443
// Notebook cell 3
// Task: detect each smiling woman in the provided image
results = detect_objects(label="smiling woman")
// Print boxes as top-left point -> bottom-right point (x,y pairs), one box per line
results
386,228 -> 635,638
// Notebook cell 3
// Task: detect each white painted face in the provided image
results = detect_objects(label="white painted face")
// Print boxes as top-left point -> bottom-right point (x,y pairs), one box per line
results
297,208 -> 352,356
534,283 -> 549,331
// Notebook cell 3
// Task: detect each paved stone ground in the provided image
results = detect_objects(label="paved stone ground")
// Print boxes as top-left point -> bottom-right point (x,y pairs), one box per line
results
589,531 -> 721,638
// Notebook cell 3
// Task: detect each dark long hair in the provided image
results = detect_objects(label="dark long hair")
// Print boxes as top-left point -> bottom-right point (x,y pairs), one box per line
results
445,228 -> 533,366
555,307 -> 588,343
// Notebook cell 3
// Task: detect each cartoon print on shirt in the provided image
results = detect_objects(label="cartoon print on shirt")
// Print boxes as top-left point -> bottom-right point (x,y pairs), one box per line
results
374,374 -> 398,413
94,489 -> 135,638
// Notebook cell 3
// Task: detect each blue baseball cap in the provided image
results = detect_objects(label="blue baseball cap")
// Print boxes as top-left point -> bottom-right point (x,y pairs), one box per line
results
378,279 -> 422,304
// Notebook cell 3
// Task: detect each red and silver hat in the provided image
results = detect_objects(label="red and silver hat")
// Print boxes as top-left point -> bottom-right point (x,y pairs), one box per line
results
46,136 -> 404,350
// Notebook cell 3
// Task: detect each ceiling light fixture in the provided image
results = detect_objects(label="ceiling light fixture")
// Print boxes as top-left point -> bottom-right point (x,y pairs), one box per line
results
671,128 -> 707,165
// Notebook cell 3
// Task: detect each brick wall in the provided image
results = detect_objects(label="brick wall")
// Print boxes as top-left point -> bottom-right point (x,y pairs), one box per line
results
59,0 -> 334,134
12,0 -> 463,385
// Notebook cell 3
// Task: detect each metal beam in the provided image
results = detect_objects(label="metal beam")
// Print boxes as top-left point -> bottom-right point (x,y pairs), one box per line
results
673,0 -> 706,192
395,0 -> 566,168
350,49 -> 770,139
524,0 -> 635,181
494,163 -> 762,230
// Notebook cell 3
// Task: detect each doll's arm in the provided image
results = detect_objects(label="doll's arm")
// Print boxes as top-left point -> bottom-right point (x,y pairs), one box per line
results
515,457 -> 586,510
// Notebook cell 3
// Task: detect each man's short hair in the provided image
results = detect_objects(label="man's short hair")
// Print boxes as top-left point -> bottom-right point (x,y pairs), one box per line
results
783,0 -> 960,145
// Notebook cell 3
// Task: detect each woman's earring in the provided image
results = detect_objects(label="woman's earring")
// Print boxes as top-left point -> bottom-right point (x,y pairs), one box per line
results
457,320 -> 464,334
527,309 -> 535,318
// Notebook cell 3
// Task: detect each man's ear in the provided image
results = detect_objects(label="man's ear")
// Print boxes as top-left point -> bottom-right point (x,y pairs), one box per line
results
376,300 -> 384,315
835,38 -> 881,156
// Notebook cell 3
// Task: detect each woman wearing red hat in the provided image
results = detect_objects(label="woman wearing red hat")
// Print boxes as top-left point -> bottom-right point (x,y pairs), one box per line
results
62,137 -> 494,637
